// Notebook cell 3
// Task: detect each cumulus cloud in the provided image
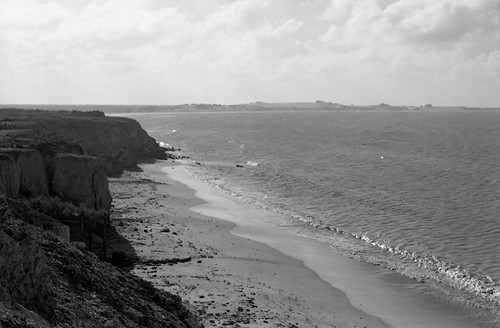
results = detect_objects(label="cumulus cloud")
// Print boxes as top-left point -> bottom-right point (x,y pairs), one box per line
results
386,0 -> 499,45
315,0 -> 499,105
0,0 -> 498,106
320,0 -> 499,49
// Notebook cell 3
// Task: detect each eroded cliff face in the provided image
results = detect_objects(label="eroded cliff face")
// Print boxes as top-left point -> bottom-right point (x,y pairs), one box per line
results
48,116 -> 166,174
0,108 -> 166,248
0,199 -> 200,328
0,109 -> 200,328
0,228 -> 52,313
0,154 -> 20,198
51,153 -> 111,212
0,148 -> 48,198
0,109 -> 167,176
0,148 -> 111,250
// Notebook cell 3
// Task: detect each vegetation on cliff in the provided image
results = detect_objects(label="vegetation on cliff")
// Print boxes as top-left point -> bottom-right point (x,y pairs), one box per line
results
0,108 -> 199,327
0,198 -> 199,328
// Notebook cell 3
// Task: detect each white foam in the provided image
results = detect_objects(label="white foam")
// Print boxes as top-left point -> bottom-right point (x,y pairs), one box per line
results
163,164 -> 486,328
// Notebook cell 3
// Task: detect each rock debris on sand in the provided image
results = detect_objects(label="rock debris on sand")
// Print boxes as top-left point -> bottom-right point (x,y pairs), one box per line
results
109,162 -> 389,328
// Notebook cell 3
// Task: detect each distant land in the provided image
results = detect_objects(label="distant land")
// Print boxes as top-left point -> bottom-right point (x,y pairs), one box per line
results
1,101 -> 498,114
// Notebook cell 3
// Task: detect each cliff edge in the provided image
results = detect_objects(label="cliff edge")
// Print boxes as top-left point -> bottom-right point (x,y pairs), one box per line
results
0,198 -> 199,328
0,108 -> 167,176
0,109 -> 199,327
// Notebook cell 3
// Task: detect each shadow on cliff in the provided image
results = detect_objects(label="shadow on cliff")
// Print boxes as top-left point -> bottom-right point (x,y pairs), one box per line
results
0,197 -> 200,328
0,109 -> 200,327
0,108 -> 170,266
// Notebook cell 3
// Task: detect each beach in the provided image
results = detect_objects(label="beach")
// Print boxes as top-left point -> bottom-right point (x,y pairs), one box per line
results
109,160 -> 390,328
109,159 -> 496,328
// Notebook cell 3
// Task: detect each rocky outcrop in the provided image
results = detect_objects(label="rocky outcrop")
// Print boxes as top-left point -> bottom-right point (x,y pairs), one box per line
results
51,153 -> 111,212
6,198 -> 70,242
0,148 -> 48,197
0,108 -> 167,176
0,148 -> 110,250
0,153 -> 20,198
0,110 -> 139,254
0,229 -> 52,313
51,117 -> 166,170
0,201 -> 200,328
0,109 -> 201,327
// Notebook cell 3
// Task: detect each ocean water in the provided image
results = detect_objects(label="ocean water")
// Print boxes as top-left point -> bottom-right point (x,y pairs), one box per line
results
125,109 -> 500,323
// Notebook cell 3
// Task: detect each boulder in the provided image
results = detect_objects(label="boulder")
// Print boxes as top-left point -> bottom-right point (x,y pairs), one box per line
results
51,153 -> 111,212
0,153 -> 20,198
0,148 -> 48,197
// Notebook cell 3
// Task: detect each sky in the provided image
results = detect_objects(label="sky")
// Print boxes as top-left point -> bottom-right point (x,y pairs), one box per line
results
0,0 -> 499,107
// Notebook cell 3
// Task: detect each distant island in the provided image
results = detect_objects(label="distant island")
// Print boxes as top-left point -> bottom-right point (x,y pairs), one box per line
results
0,102 -> 498,115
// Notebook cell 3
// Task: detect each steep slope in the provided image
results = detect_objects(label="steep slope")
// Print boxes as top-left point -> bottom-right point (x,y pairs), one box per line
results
0,108 -> 200,327
0,199 -> 199,328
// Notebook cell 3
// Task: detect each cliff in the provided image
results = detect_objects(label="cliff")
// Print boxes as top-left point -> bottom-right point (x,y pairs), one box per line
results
0,108 -> 167,176
0,199 -> 199,328
50,153 -> 111,212
0,153 -> 20,198
0,146 -> 112,253
0,148 -> 48,198
0,108 -> 168,249
0,108 -> 199,327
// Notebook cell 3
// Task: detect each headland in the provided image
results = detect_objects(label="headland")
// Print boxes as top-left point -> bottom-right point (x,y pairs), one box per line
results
0,108 -> 199,327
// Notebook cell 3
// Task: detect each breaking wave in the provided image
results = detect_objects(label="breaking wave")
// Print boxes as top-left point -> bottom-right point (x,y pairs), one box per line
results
183,161 -> 500,318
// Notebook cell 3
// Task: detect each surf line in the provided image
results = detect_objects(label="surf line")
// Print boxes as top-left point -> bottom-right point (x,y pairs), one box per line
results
163,164 -> 480,328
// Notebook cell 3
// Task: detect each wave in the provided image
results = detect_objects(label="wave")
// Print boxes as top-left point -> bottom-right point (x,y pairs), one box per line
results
181,160 -> 500,317
158,141 -> 183,152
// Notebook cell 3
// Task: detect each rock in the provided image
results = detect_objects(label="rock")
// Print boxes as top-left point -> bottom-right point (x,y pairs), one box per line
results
51,153 -> 111,212
71,241 -> 86,249
0,148 -> 48,197
0,230 -> 52,310
55,223 -> 71,242
6,198 -> 71,242
0,153 -> 20,198
0,109 -> 202,327
41,115 -> 166,175
0,211 -> 201,328
0,109 -> 167,176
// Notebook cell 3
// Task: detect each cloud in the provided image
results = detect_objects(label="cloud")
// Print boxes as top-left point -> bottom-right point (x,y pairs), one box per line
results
205,0 -> 269,31
313,0 -> 499,103
0,0 -> 498,106
319,0 -> 499,49
386,0 -> 499,45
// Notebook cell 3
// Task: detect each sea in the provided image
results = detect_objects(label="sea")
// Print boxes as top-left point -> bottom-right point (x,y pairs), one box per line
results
122,108 -> 499,326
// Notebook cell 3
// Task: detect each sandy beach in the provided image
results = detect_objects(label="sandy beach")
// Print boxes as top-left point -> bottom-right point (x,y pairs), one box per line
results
108,160 -> 495,328
109,160 -> 390,328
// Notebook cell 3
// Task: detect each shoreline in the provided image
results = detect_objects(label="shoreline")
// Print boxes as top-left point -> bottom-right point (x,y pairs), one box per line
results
110,161 -> 389,327
110,160 -> 494,328
165,163 -> 492,328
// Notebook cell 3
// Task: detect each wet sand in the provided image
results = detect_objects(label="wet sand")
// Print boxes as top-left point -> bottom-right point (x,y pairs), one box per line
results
109,160 -> 490,328
109,161 -> 389,328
